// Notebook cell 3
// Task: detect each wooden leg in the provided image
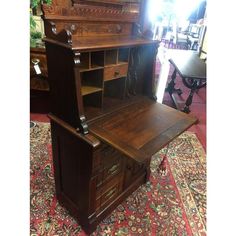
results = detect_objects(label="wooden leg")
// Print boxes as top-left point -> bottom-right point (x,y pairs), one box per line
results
182,80 -> 198,113
158,155 -> 168,176
166,69 -> 176,94
166,69 -> 183,95
158,144 -> 169,176
145,159 -> 151,182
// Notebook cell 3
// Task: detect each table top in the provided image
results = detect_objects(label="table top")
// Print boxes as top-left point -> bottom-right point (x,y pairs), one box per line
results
169,50 -> 206,80
89,98 -> 197,163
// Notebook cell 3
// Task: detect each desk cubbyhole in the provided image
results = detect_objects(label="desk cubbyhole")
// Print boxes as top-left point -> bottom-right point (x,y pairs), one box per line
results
79,52 -> 90,70
81,69 -> 103,96
104,77 -> 126,99
83,91 -> 103,108
91,51 -> 104,68
105,49 -> 118,65
118,48 -> 129,64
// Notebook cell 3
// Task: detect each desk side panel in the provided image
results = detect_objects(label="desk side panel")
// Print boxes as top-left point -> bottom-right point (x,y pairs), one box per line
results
50,119 -> 94,225
45,42 -> 82,128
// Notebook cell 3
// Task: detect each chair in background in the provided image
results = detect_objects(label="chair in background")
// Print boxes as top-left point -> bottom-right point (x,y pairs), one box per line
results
187,23 -> 204,50
172,21 -> 189,49
161,21 -> 189,49
198,26 -> 207,61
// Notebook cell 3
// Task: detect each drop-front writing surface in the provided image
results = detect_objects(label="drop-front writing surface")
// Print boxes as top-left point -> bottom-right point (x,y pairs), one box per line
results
89,98 -> 197,163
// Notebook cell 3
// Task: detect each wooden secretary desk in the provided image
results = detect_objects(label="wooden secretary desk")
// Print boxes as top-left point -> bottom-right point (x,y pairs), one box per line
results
41,0 -> 197,233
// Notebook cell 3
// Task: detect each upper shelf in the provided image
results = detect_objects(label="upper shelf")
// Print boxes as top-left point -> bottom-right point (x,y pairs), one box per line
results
44,35 -> 158,51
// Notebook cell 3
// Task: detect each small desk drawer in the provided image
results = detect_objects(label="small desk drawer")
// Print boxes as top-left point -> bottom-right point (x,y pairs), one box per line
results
92,143 -> 121,172
96,160 -> 123,188
104,63 -> 128,81
95,173 -> 123,211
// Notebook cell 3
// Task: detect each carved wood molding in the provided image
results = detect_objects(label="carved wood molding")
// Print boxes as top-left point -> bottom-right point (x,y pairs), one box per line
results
142,29 -> 154,40
73,51 -> 89,135
42,3 -> 139,22
60,22 -> 131,37
132,23 -> 142,38
77,115 -> 89,134
72,0 -> 141,5
44,21 -> 72,45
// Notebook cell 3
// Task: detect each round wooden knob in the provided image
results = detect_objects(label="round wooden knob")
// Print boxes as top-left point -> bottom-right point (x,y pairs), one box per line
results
114,71 -> 120,76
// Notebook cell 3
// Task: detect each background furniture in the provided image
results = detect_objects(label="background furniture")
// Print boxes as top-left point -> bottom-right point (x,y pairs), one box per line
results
166,50 -> 206,113
30,46 -> 49,91
186,23 -> 205,50
42,0 -> 197,233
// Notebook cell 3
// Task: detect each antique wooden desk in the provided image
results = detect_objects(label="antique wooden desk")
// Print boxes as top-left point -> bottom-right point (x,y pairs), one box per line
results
166,50 -> 206,113
42,0 -> 197,233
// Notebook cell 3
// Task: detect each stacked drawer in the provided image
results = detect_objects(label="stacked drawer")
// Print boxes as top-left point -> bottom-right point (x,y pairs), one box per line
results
91,143 -> 125,212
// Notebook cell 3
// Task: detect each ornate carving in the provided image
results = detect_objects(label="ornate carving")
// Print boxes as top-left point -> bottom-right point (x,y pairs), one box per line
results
126,47 -> 140,96
142,29 -> 154,40
59,22 -> 129,37
41,4 -> 56,15
44,21 -> 72,45
73,51 -> 81,65
73,51 -> 89,135
42,3 -> 139,22
132,23 -> 142,38
72,0 -> 141,5
77,115 -> 89,134
72,5 -> 138,20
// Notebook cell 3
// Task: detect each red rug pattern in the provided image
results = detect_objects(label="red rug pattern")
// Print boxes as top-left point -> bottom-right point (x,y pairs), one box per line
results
30,122 -> 206,236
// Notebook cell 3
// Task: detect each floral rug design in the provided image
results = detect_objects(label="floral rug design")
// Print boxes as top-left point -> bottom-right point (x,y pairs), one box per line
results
30,122 -> 206,236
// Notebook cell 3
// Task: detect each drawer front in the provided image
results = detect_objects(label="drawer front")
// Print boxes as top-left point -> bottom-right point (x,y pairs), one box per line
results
96,160 -> 123,188
92,143 -> 121,172
95,173 -> 123,211
104,64 -> 128,81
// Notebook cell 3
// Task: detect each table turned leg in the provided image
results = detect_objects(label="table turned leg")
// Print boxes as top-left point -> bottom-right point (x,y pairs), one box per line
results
166,69 -> 183,96
158,144 -> 170,176
182,79 -> 198,113
159,155 -> 167,176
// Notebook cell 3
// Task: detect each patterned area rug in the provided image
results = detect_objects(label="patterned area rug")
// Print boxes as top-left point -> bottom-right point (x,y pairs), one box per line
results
30,122 -> 206,236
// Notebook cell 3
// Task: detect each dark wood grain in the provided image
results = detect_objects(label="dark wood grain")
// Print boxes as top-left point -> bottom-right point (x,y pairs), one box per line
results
30,46 -> 49,91
44,21 -> 72,45
44,35 -> 158,51
169,50 -> 206,80
42,0 -> 197,234
89,98 -> 197,163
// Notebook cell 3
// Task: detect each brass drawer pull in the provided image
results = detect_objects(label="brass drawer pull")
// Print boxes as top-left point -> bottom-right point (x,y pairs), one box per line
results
104,187 -> 116,200
32,58 -> 40,65
96,181 -> 102,187
108,164 -> 119,175
114,71 -> 120,76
